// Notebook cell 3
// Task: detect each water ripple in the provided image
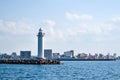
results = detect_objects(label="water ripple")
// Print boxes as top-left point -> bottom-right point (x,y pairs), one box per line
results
0,61 -> 120,80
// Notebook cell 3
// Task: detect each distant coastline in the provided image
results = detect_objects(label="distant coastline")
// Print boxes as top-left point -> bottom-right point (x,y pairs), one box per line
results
56,59 -> 116,61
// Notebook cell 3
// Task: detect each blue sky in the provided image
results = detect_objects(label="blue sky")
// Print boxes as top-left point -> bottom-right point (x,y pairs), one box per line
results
0,0 -> 120,56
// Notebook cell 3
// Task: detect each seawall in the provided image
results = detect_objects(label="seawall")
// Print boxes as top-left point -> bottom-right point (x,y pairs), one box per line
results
0,59 -> 60,65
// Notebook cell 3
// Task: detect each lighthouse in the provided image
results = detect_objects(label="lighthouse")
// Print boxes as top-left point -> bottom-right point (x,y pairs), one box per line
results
37,28 -> 45,59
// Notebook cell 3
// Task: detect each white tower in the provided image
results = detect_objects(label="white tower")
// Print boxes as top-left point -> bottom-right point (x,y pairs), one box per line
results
37,28 -> 45,59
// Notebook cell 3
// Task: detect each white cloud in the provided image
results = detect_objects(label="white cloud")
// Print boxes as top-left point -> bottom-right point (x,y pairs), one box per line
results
67,28 -> 78,36
6,21 -> 16,27
45,27 -> 66,41
74,23 -> 113,35
39,19 -> 66,42
43,20 -> 56,27
45,26 -> 55,38
65,12 -> 93,20
57,30 -> 65,40
40,20 -> 56,39
65,23 -> 113,38
0,20 -> 36,35
111,17 -> 120,22
0,17 -> 119,55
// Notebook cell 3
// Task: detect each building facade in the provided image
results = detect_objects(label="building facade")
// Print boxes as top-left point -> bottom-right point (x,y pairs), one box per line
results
20,51 -> 31,59
53,53 -> 60,59
77,53 -> 87,59
64,50 -> 74,57
62,50 -> 74,59
44,49 -> 52,60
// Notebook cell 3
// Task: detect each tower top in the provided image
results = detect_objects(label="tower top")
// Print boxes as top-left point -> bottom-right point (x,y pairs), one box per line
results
38,28 -> 45,37
39,28 -> 42,32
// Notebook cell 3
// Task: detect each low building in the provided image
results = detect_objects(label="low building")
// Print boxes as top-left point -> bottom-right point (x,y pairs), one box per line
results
60,50 -> 74,59
53,53 -> 60,59
113,53 -> 117,59
63,50 -> 74,58
98,53 -> 104,59
20,51 -> 31,59
77,53 -> 87,59
94,53 -> 98,59
11,52 -> 18,60
106,53 -> 110,59
0,53 -> 11,60
11,52 -> 17,57
44,49 -> 52,60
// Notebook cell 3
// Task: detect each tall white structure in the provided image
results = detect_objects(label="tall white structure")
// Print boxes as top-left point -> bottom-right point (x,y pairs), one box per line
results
37,28 -> 45,59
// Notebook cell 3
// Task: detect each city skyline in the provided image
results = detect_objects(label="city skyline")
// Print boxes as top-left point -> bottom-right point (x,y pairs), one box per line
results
0,0 -> 120,55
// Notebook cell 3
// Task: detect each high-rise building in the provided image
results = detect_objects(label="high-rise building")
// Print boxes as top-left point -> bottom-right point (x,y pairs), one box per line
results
44,49 -> 52,60
20,51 -> 31,59
37,28 -> 45,59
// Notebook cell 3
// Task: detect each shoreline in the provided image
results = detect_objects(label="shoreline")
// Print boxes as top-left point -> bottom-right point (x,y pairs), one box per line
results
56,59 -> 116,61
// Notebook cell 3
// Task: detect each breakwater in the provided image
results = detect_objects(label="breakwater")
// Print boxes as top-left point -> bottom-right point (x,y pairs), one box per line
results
0,59 -> 60,65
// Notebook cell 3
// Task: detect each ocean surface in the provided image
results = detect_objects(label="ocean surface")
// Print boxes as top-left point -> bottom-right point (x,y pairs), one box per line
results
0,61 -> 120,80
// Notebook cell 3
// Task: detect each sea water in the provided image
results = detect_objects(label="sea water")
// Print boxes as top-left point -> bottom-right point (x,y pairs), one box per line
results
0,61 -> 120,80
